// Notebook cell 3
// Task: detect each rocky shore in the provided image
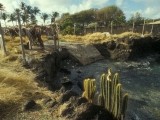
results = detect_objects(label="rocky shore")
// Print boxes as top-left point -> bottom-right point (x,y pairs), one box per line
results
23,36 -> 160,120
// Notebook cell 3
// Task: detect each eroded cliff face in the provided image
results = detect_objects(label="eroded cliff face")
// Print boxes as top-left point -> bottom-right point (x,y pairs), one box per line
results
94,36 -> 160,61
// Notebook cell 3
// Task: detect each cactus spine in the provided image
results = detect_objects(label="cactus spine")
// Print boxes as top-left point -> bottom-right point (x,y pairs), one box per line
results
82,78 -> 96,103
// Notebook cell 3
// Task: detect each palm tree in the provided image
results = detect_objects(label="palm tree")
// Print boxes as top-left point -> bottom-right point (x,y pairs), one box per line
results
33,7 -> 40,15
1,12 -> 8,27
20,2 -> 26,11
41,13 -> 49,25
51,11 -> 59,23
26,5 -> 33,14
21,14 -> 28,25
0,3 -> 4,11
30,14 -> 37,24
8,13 -> 16,26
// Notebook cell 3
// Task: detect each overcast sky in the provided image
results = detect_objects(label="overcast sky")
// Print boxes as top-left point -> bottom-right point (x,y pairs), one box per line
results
1,0 -> 160,25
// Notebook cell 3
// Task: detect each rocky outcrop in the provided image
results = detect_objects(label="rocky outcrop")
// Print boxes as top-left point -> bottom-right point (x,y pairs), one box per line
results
94,36 -> 160,61
25,50 -> 62,90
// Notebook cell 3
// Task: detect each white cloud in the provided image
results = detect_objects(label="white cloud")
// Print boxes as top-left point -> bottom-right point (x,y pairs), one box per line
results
0,0 -> 159,26
116,0 -> 124,6
144,7 -> 160,19
1,0 -> 109,14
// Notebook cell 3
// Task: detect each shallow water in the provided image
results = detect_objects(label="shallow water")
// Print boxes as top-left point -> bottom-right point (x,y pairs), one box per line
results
64,56 -> 160,120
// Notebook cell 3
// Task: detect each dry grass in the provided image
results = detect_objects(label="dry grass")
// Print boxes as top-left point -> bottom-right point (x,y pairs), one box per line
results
0,50 -> 55,119
59,32 -> 145,44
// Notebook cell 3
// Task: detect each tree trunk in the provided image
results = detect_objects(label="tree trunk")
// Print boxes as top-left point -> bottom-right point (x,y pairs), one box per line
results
0,21 -> 7,55
17,11 -> 26,63
12,21 -> 14,27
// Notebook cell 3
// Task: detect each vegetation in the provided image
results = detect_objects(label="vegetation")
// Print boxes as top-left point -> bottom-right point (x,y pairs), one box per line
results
59,32 -> 142,44
82,68 -> 128,120
127,12 -> 144,26
82,79 -> 96,103
59,5 -> 126,35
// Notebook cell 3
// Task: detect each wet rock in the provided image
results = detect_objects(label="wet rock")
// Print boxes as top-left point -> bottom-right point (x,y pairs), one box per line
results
76,70 -> 82,74
60,68 -> 71,75
22,100 -> 36,111
58,90 -> 78,104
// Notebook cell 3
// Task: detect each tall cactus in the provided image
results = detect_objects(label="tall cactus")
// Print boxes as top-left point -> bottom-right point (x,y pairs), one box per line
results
98,68 -> 128,120
82,78 -> 96,103
82,68 -> 128,120
121,93 -> 129,120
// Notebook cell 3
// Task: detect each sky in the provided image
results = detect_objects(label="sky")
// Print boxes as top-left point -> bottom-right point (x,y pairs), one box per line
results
0,0 -> 160,25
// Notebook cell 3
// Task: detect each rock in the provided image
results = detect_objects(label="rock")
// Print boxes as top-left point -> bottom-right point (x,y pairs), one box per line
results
58,90 -> 78,104
60,68 -> 71,75
60,77 -> 73,92
45,100 -> 57,108
107,40 -> 116,50
95,36 -> 160,61
22,100 -> 36,111
76,97 -> 88,106
42,97 -> 57,108
74,103 -> 114,120
59,103 -> 74,117
66,44 -> 104,65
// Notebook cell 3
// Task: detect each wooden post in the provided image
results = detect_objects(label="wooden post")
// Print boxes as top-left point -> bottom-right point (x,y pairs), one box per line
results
95,23 -> 97,32
74,23 -> 76,35
17,10 -> 26,63
0,21 -> 7,55
51,23 -> 57,51
142,19 -> 145,36
132,21 -> 135,33
56,23 -> 59,50
111,21 -> 113,34
151,19 -> 154,35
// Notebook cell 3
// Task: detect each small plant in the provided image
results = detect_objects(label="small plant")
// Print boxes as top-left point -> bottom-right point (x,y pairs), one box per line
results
82,78 -> 96,103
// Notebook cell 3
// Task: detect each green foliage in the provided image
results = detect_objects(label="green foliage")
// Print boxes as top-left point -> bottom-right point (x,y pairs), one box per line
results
1,13 -> 8,21
51,11 -> 59,23
82,78 -> 96,103
0,3 -> 4,10
127,12 -> 144,25
97,5 -> 126,26
61,26 -> 74,35
8,14 -> 16,26
41,13 -> 49,24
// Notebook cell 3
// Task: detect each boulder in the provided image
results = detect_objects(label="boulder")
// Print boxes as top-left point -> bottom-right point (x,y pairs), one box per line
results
22,100 -> 36,111
58,90 -> 78,104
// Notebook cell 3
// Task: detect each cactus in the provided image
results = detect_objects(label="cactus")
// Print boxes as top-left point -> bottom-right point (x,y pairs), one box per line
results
82,68 -> 128,120
113,83 -> 121,119
99,68 -> 128,120
121,93 -> 129,120
82,78 -> 96,103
